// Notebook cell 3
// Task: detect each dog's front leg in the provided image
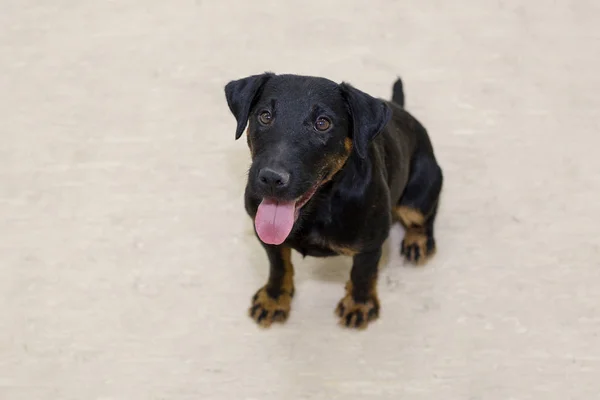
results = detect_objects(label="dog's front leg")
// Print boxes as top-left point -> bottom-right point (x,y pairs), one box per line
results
336,248 -> 381,329
248,244 -> 295,327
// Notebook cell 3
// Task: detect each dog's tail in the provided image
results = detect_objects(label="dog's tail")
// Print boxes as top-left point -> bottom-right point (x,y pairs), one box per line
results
391,77 -> 405,107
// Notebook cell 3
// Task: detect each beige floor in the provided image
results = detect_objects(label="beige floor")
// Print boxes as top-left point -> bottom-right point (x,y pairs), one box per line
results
1,1 -> 599,399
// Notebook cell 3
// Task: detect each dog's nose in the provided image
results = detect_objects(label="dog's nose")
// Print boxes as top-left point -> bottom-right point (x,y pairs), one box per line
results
258,168 -> 290,191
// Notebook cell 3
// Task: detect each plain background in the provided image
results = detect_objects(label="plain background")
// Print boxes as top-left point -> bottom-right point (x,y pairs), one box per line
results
1,1 -> 599,399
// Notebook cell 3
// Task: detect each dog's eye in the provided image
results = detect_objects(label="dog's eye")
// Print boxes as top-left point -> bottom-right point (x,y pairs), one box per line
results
314,117 -> 331,132
258,111 -> 273,125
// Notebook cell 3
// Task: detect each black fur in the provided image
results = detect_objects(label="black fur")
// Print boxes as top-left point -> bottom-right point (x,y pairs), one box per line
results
224,73 -> 443,328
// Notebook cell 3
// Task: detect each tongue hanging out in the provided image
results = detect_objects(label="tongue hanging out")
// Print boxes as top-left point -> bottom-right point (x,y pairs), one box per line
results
255,199 -> 297,245
254,180 -> 322,245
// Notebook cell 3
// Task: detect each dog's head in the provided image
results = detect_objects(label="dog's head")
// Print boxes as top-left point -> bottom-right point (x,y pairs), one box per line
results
224,73 -> 391,245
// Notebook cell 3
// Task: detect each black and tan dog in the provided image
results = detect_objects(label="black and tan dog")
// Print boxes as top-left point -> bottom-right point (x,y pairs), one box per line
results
224,73 -> 443,329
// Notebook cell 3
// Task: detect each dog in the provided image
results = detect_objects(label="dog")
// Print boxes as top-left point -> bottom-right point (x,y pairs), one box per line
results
224,73 -> 443,329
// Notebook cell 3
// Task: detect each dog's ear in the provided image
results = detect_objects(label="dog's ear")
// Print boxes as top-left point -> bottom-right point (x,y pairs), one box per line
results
341,83 -> 392,159
224,73 -> 273,140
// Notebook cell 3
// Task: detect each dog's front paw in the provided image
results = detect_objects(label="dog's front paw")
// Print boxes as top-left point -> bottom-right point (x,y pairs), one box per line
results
249,286 -> 293,328
335,287 -> 380,329
401,230 -> 436,265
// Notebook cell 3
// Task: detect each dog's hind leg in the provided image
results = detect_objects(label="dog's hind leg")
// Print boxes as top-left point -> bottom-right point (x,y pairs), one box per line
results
394,152 -> 443,265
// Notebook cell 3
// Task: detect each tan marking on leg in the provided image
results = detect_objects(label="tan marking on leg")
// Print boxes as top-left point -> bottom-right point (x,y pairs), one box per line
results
249,247 -> 295,328
395,206 -> 425,227
278,246 -> 294,295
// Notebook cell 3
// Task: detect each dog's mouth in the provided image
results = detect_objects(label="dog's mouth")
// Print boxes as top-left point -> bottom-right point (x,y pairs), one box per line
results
254,178 -> 323,245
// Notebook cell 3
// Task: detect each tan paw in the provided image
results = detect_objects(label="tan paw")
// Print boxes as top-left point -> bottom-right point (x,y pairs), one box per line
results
248,286 -> 293,328
335,285 -> 380,329
401,230 -> 436,265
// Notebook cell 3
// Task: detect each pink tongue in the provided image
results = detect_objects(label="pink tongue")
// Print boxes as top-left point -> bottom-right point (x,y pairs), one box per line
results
255,199 -> 296,245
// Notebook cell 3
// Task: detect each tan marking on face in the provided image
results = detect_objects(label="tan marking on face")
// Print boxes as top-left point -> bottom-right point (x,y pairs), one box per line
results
344,137 -> 353,153
322,138 -> 353,183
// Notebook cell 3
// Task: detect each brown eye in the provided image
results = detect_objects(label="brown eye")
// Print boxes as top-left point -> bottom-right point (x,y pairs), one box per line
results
314,117 -> 331,132
258,111 -> 273,125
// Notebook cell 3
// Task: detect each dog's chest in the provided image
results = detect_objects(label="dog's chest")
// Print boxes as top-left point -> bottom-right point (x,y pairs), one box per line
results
292,220 -> 358,258
290,193 -> 366,257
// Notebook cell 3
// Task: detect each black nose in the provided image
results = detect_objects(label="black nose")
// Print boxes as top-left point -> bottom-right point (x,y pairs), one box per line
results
258,168 -> 290,191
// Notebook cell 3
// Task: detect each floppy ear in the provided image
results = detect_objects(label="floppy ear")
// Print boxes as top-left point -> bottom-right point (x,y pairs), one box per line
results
340,83 -> 392,159
224,73 -> 273,140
